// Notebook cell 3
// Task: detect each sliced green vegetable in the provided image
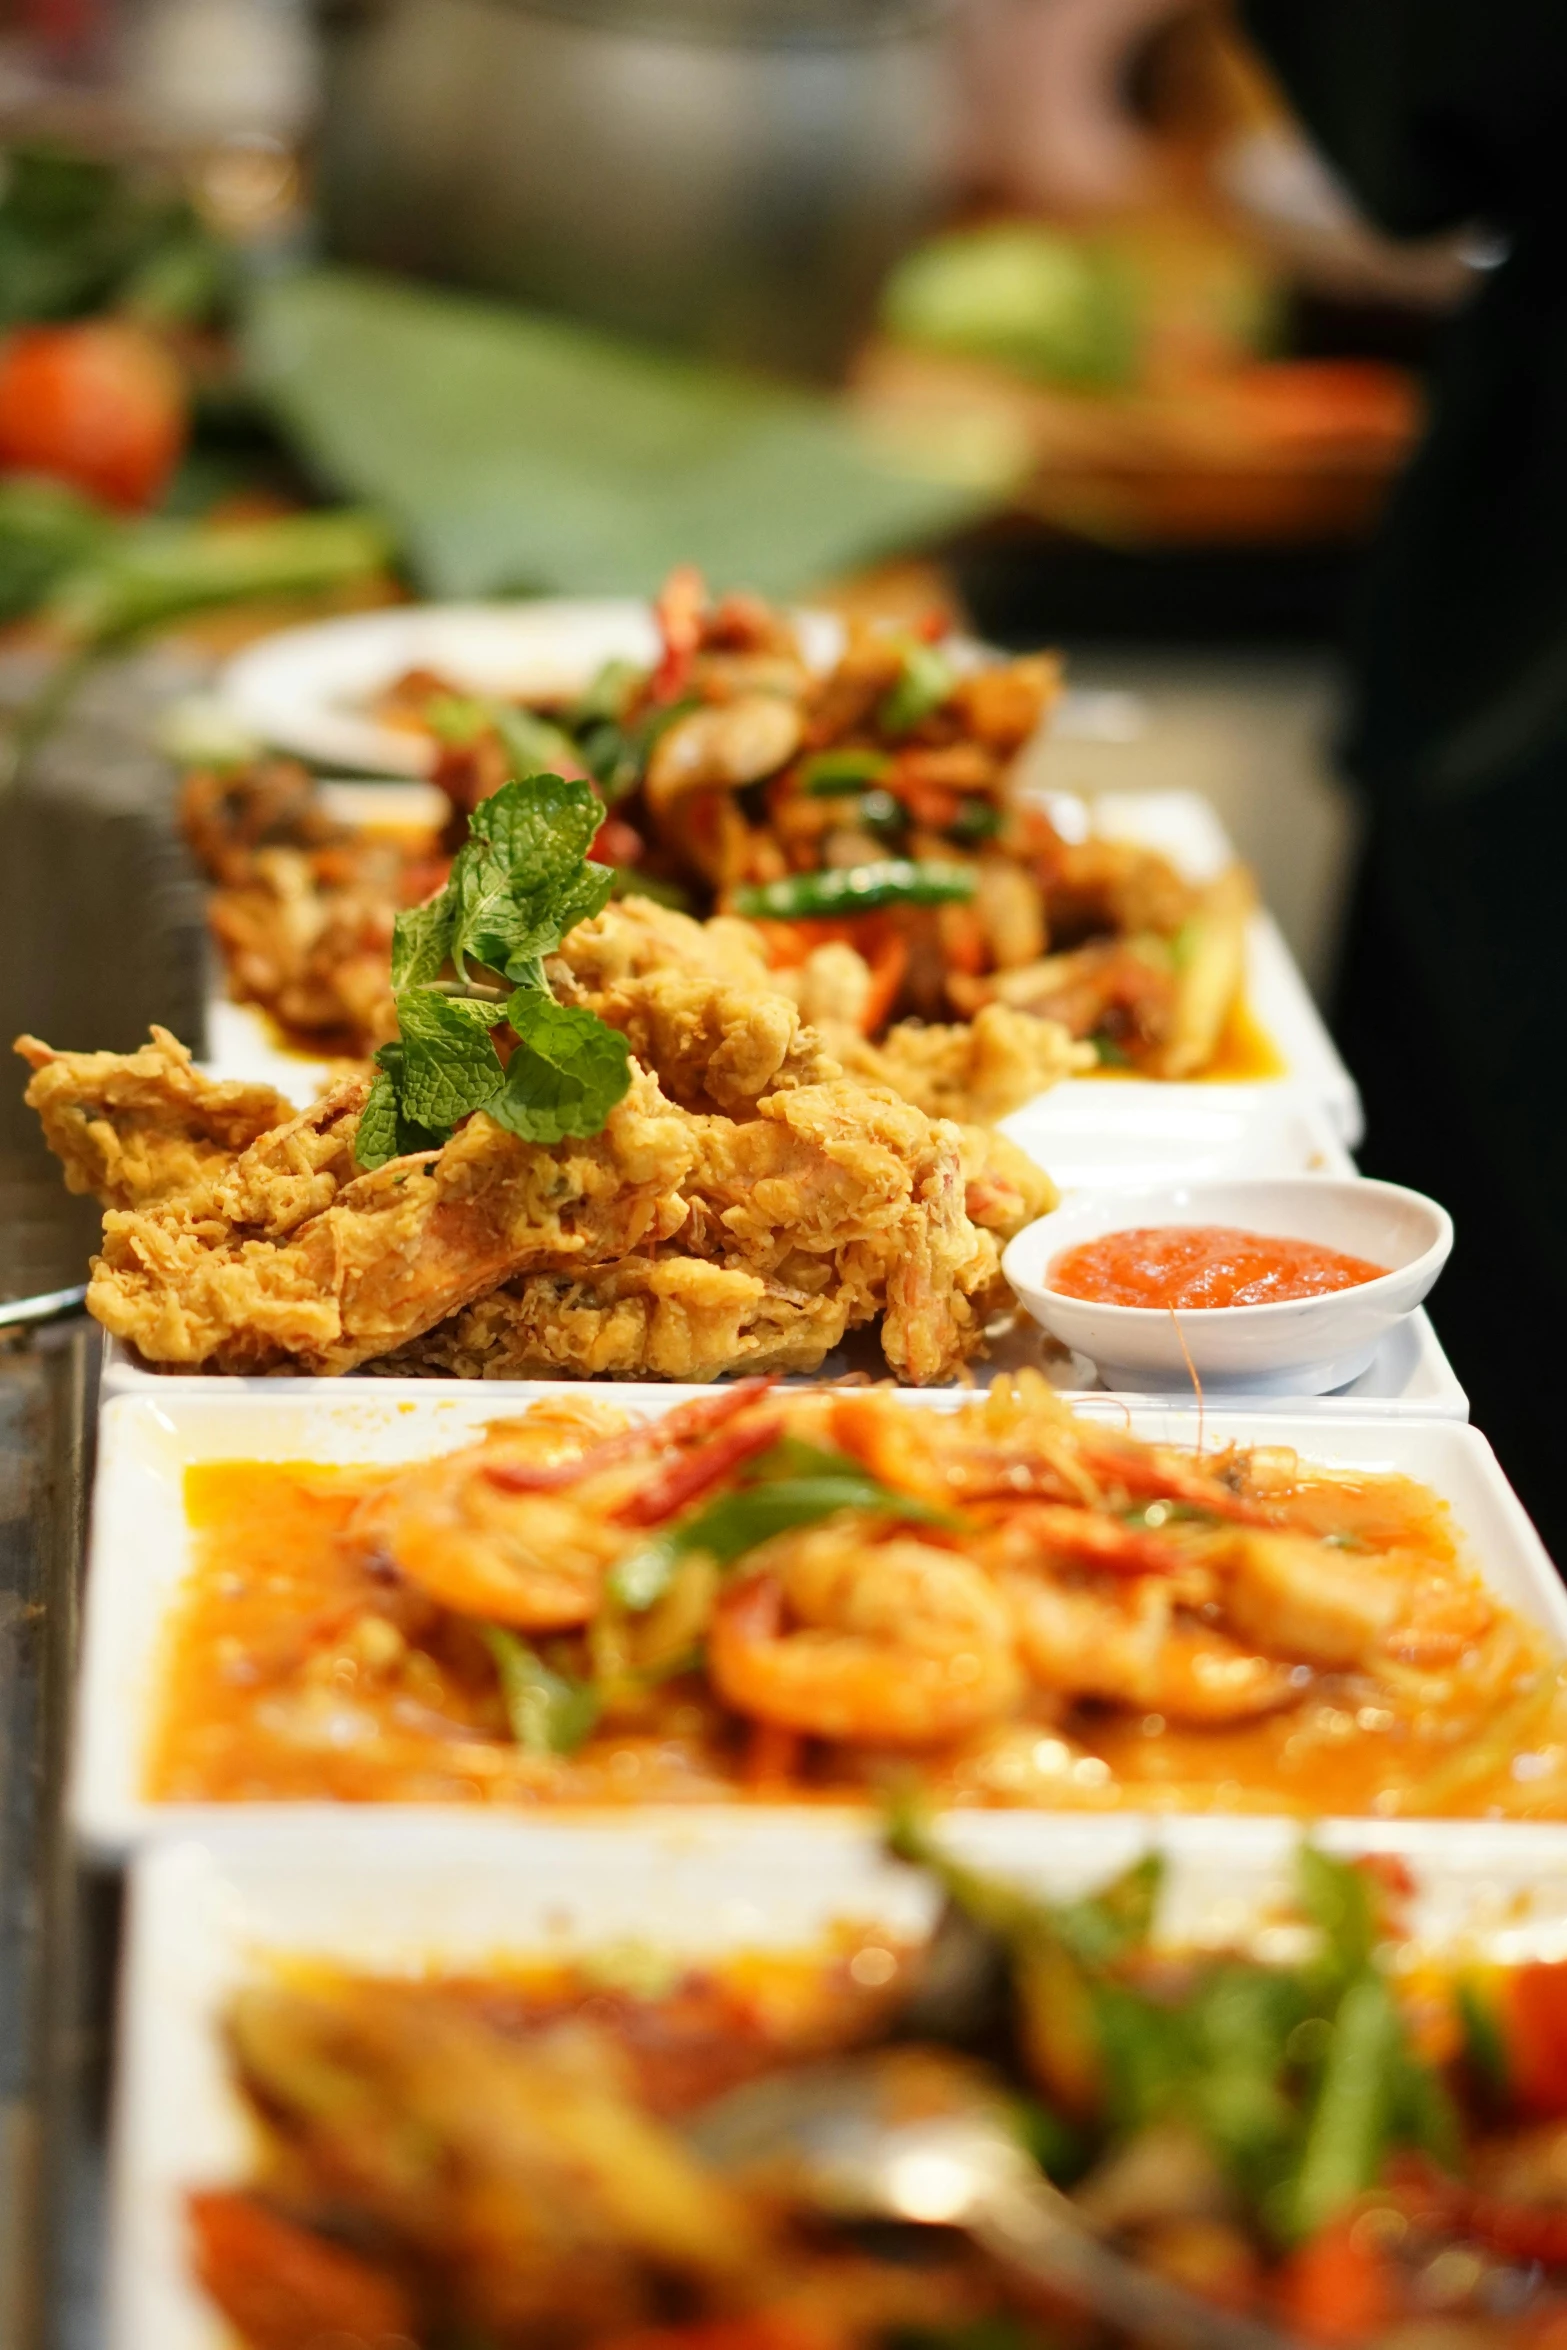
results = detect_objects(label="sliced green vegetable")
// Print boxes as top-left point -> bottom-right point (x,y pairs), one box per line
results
1287,1973 -> 1401,2242
481,1626 -> 600,1755
1297,1847 -> 1381,1993
799,747 -> 895,795
580,692 -> 699,803
572,657 -> 645,731
732,859 -> 975,921
45,509 -> 393,646
878,642 -> 955,736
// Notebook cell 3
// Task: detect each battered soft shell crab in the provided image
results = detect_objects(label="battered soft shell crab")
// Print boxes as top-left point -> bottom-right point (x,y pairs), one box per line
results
17,958 -> 1054,1381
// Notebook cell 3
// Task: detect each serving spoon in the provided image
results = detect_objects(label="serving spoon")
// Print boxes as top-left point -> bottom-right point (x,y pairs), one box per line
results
687,2049 -> 1291,2350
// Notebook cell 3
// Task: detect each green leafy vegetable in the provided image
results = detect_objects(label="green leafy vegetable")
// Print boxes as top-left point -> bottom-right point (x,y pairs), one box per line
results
394,990 -> 506,1129
1456,1976 -> 1510,2102
482,1626 -> 600,1755
608,1437 -> 959,1613
489,989 -> 633,1146
357,773 -> 633,1172
888,1817 -> 1461,2255
449,771 -> 612,986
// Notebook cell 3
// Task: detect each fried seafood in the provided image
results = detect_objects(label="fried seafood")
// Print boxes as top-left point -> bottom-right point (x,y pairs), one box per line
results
190,577 -> 1254,1095
358,573 -> 1253,1078
555,897 -> 1090,1125
179,760 -> 446,1058
19,1005 -> 1040,1379
16,1028 -> 293,1209
152,1377 -> 1567,1816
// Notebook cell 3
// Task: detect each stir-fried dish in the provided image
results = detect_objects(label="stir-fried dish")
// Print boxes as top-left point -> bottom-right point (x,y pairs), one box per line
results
20,777 -> 1056,1382
193,1837 -> 1567,2350
184,570 -> 1259,1090
149,1376 -> 1567,1815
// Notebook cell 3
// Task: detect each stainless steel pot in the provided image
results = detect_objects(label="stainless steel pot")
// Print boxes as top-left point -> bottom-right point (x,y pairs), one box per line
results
315,0 -> 957,376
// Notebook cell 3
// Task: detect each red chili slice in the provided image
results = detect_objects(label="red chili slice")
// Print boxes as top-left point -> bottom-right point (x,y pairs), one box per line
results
613,1411 -> 786,1528
482,1378 -> 779,1495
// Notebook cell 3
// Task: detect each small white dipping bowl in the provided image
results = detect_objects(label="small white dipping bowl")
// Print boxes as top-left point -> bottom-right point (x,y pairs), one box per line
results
1002,1176 -> 1453,1397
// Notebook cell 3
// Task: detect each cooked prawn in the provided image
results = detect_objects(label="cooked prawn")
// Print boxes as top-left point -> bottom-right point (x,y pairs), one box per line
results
1005,1573 -> 1301,1724
708,1525 -> 1022,1746
352,1452 -> 624,1630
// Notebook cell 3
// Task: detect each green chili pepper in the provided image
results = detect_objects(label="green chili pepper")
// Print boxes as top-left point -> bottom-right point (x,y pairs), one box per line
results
799,747 -> 895,795
877,641 -> 956,735
732,860 -> 975,921
480,1626 -> 600,1754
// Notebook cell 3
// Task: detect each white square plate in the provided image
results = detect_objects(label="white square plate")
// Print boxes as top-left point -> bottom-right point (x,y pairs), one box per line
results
75,1387 -> 1557,1857
110,1811 -> 1567,2350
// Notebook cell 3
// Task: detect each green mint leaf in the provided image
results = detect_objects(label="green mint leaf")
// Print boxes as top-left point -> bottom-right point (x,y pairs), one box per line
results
353,1066 -> 402,1171
391,893 -> 456,989
354,1047 -> 447,1171
488,988 -> 632,1145
395,989 -> 505,1129
448,773 -> 613,981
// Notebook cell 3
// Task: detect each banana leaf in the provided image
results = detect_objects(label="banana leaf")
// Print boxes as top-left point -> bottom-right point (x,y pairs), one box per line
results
243,267 -> 1008,600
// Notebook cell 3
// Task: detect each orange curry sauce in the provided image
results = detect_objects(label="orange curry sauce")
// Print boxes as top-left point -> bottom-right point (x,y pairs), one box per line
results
1050,1224 -> 1388,1310
147,1456 -> 1566,1820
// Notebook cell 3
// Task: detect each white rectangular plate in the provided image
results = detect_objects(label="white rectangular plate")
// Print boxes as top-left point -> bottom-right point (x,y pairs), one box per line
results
111,1810 -> 1567,2350
75,1387 -> 1557,1857
95,1309 -> 1467,1419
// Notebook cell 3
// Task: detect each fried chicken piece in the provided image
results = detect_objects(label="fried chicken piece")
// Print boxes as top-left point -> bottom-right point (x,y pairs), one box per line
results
556,902 -> 843,1112
585,969 -> 842,1114
16,1028 -> 293,1210
836,1004 -> 1092,1125
1031,829 -> 1199,946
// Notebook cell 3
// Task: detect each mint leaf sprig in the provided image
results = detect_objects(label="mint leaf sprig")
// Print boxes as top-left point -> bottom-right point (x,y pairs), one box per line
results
355,773 -> 632,1172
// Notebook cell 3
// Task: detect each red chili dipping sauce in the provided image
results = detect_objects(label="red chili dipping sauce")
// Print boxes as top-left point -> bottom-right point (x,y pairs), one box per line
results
1049,1223 -> 1389,1309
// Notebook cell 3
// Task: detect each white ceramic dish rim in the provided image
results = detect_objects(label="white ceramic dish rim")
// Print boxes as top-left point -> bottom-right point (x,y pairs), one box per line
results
108,1813 -> 1567,2350
73,1385 -> 1561,1858
1009,1175 -> 1453,1330
91,1302 -> 1470,1419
